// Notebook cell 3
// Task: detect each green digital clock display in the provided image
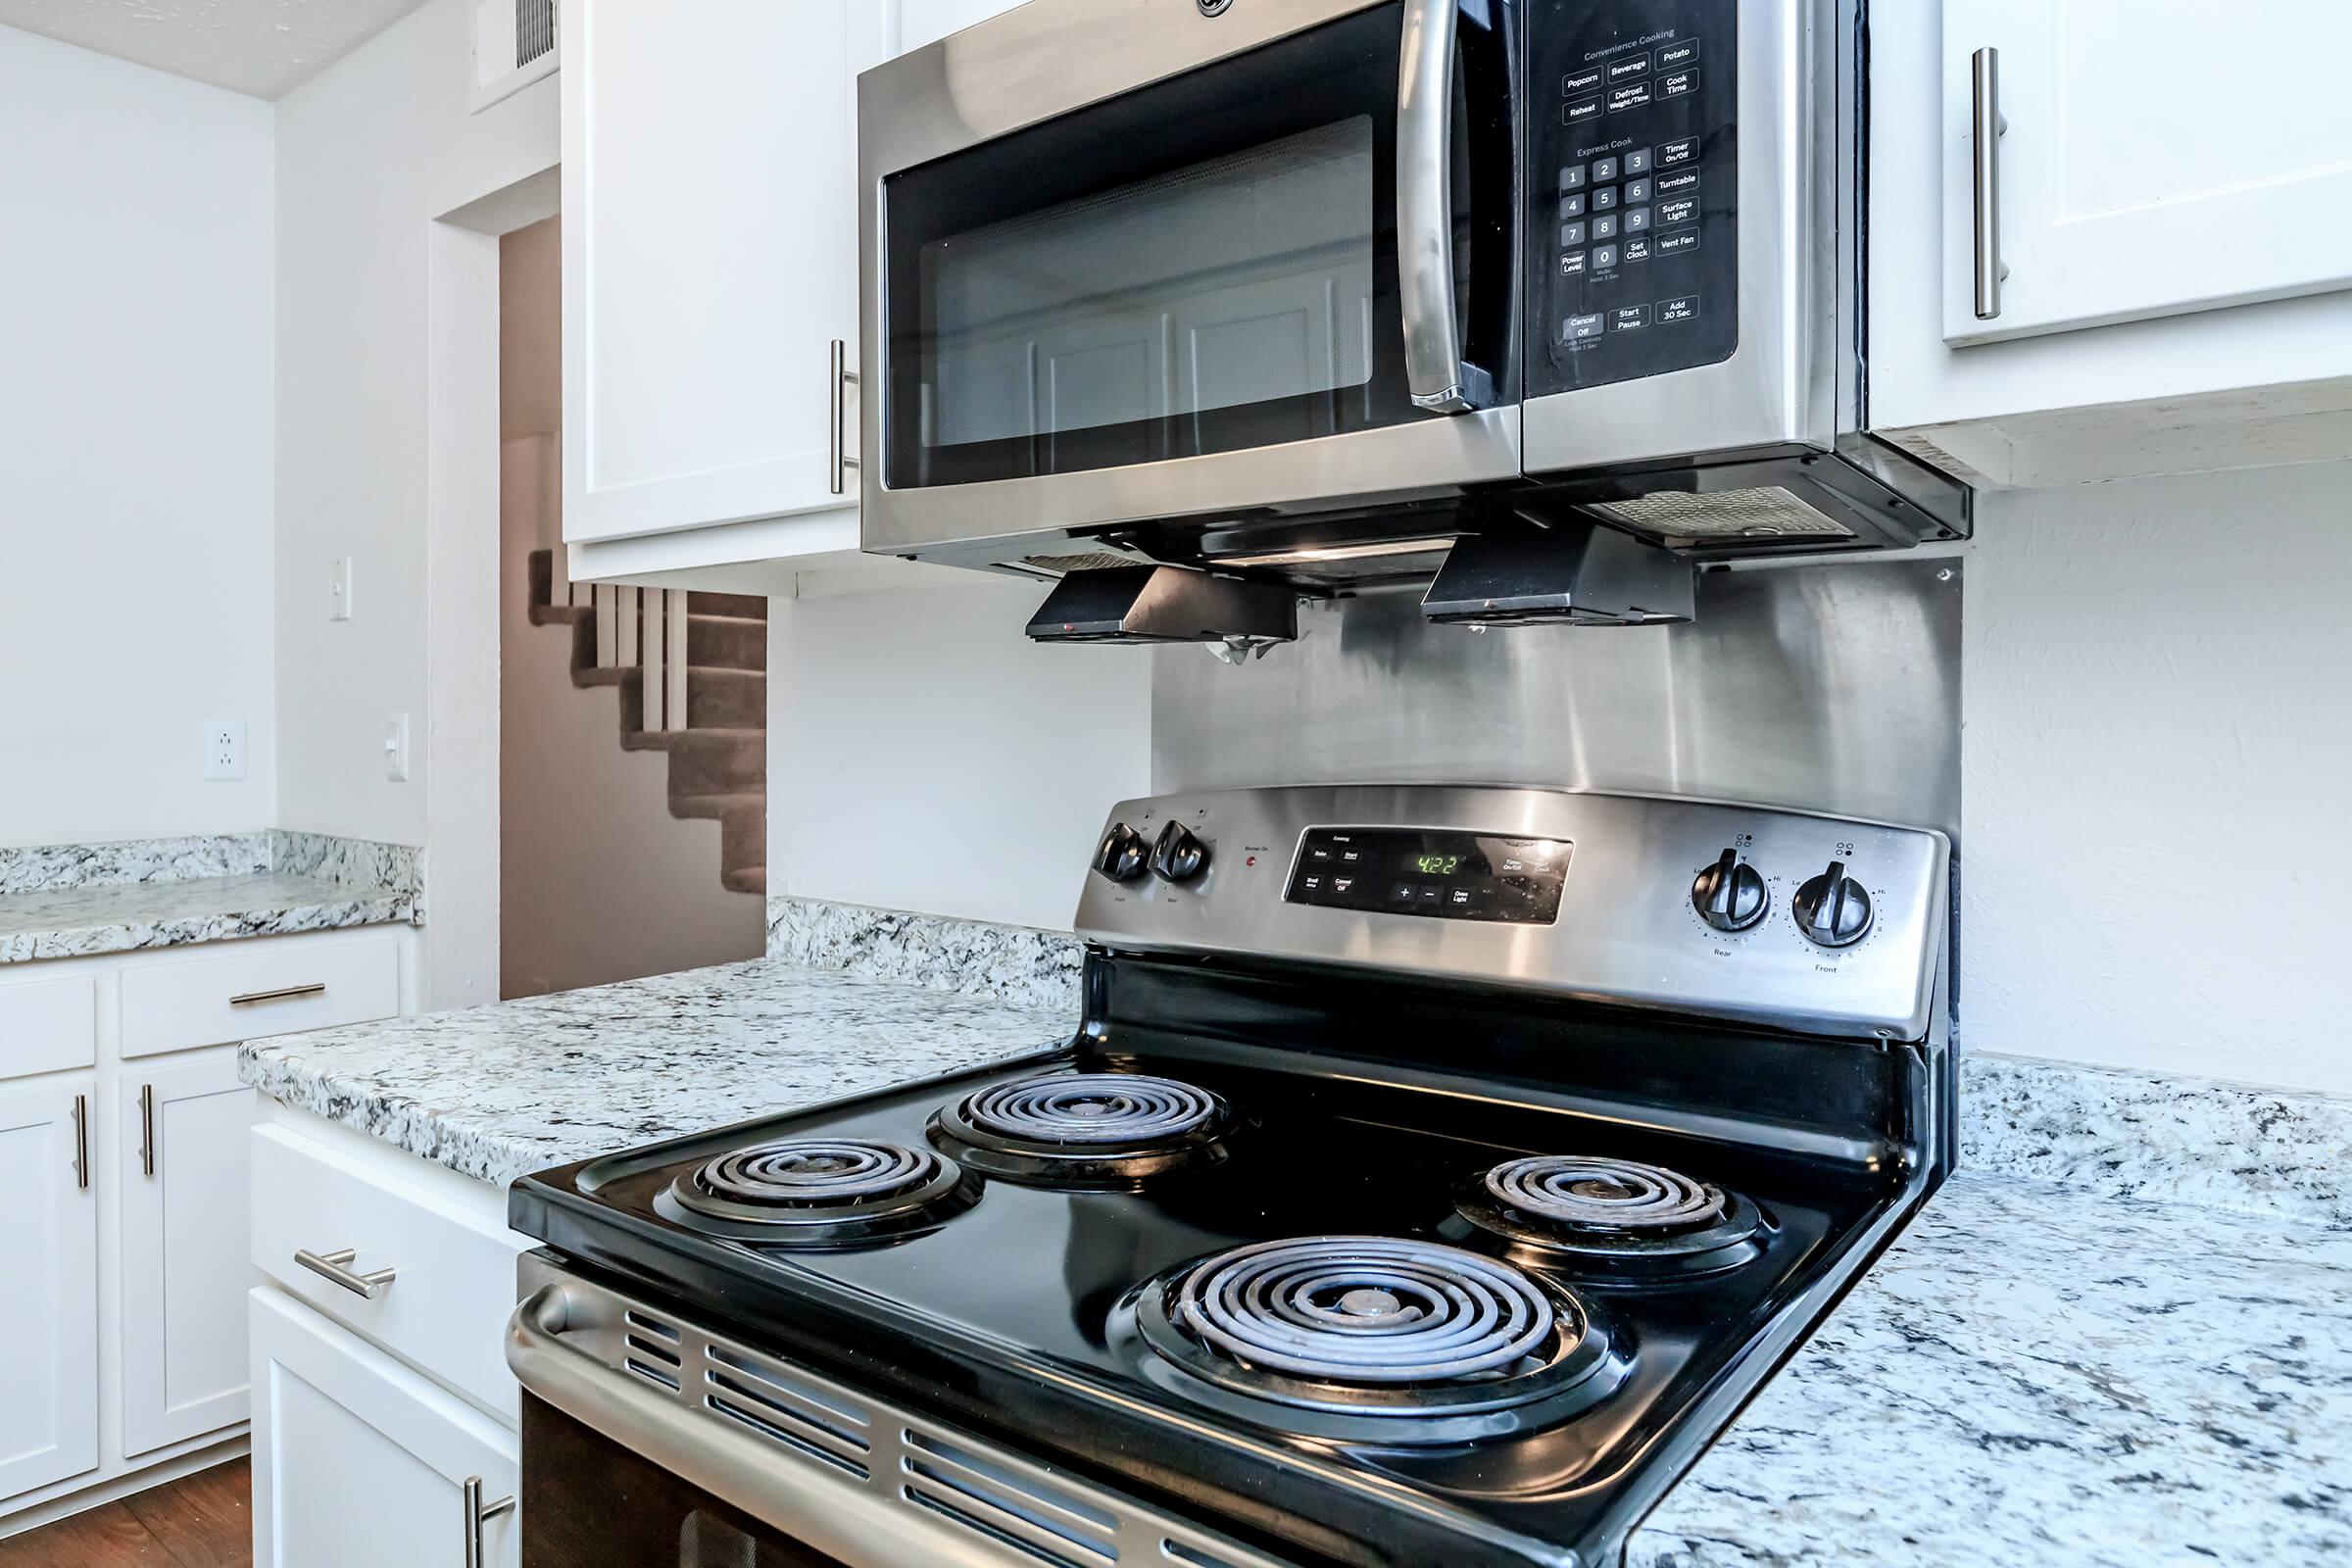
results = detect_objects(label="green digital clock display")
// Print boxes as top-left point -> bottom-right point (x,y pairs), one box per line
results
1414,854 -> 1464,874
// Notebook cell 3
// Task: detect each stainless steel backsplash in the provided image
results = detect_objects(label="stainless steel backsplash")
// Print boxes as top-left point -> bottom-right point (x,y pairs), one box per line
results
1151,558 -> 1961,837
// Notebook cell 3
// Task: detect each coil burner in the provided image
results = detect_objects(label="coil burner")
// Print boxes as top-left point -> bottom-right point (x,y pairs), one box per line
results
1128,1236 -> 1623,1441
658,1139 -> 976,1247
930,1072 -> 1235,1186
1455,1155 -> 1766,1277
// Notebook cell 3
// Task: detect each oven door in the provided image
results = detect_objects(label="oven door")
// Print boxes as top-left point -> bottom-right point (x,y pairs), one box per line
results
522,1394 -> 851,1568
509,1264 -> 1295,1568
858,0 -> 1523,561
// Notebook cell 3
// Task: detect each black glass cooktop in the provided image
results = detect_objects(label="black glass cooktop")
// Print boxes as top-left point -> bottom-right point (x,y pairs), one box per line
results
511,956 -> 1945,1568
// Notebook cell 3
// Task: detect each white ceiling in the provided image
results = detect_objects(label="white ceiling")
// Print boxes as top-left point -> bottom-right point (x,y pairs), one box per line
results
0,0 -> 431,99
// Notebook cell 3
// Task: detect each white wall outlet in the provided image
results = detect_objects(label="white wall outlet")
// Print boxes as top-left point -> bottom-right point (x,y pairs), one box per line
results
329,557 -> 355,620
203,719 -> 247,781
384,710 -> 412,782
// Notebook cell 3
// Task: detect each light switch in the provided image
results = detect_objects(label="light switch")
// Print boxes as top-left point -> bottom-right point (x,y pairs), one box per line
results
384,711 -> 411,782
330,558 -> 354,620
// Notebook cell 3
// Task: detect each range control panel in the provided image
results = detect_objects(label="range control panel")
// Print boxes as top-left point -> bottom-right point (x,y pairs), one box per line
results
1285,827 -> 1568,924
1526,0 -> 1739,393
1073,787 -> 1949,1041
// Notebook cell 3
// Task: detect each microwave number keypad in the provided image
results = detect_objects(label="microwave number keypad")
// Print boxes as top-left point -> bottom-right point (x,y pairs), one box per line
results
1529,0 -> 1738,394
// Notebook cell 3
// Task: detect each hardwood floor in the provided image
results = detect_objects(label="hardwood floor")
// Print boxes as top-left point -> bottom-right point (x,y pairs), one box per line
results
0,1460 -> 250,1568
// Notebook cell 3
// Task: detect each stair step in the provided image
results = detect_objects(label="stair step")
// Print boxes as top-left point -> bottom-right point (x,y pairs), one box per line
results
669,791 -> 762,822
627,728 -> 765,794
689,590 -> 767,621
686,613 -> 765,671
687,666 -> 766,728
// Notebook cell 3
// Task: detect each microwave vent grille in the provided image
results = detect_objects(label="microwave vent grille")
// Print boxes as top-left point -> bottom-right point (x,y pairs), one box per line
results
1585,485 -> 1858,542
1018,550 -> 1147,575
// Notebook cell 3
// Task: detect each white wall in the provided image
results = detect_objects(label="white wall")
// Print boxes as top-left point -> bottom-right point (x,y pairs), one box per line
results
765,464 -> 2352,1095
1959,462 -> 2352,1094
767,579 -> 1152,932
272,0 -> 557,851
0,27 -> 275,849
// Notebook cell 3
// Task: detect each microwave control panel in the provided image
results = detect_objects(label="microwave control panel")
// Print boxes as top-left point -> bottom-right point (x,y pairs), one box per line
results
1526,0 -> 1739,393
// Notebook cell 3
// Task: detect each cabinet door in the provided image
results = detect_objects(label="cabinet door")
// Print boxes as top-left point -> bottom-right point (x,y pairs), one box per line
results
1942,1 -> 2352,345
250,1288 -> 518,1568
562,0 -> 856,544
121,1054 -> 261,1456
0,1078 -> 98,1503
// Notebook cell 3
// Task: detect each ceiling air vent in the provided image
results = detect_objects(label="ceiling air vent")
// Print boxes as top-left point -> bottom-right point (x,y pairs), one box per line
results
472,0 -> 560,114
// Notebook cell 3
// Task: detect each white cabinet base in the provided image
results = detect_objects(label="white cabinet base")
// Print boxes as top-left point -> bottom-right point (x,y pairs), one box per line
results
0,1078 -> 97,1506
121,1054 -> 261,1456
251,1287 -> 518,1568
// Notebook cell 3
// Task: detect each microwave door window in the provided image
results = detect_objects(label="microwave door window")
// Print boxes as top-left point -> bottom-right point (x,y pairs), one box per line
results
884,5 -> 1442,491
924,117 -> 1377,466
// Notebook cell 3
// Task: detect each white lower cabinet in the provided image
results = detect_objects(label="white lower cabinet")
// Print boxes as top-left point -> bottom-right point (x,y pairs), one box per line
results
0,925 -> 420,1534
0,1077 -> 98,1504
120,1053 -> 262,1456
251,1287 -> 518,1568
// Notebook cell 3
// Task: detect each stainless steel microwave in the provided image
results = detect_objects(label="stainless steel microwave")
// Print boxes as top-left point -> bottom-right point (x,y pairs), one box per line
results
856,0 -> 1970,594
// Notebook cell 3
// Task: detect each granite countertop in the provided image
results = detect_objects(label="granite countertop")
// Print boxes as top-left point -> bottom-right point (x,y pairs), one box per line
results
0,870 -> 415,963
235,917 -> 2352,1567
1634,1169 -> 2352,1567
238,955 -> 1075,1185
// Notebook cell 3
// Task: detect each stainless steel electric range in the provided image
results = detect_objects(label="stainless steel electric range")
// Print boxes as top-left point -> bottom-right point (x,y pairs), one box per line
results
505,784 -> 1953,1568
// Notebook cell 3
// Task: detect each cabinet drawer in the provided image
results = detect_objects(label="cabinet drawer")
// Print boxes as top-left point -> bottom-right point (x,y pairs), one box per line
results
251,1125 -> 529,1424
122,931 -> 400,1058
0,972 -> 96,1079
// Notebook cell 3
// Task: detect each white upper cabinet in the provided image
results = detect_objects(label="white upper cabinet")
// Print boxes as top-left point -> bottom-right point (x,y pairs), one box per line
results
1869,0 -> 2352,483
562,0 -> 857,548
1941,1 -> 2352,346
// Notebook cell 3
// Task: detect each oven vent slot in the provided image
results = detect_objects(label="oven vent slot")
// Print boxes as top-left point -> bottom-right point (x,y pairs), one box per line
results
898,1447 -> 1119,1568
620,1309 -> 684,1391
701,1345 -> 873,1479
900,1429 -> 1118,1567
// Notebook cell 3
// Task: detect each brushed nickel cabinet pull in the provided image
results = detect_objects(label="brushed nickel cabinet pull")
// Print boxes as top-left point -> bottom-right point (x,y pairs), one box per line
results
829,338 -> 861,496
72,1095 -> 89,1191
295,1247 -> 398,1300
1971,46 -> 2010,320
138,1083 -> 156,1177
229,981 -> 327,1006
463,1476 -> 516,1568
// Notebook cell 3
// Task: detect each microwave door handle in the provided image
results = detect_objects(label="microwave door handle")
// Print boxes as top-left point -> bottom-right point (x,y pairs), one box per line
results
1397,0 -> 1490,414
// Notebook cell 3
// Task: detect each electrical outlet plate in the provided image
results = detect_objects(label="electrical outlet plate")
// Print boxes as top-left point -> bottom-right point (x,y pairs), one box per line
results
203,720 -> 247,781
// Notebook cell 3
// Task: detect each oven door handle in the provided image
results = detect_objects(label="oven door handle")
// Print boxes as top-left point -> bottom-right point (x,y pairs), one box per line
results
507,1284 -> 971,1565
1397,0 -> 1494,415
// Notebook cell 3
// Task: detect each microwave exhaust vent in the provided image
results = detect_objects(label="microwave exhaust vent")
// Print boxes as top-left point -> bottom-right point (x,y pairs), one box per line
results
1422,522 -> 1694,628
1026,565 -> 1298,648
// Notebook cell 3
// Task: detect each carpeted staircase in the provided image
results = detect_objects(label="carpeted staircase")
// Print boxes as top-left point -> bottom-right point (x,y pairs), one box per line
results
527,550 -> 767,896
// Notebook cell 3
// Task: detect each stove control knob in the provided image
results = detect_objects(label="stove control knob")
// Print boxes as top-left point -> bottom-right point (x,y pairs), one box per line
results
1093,823 -> 1150,882
1792,860 -> 1875,948
1691,849 -> 1769,932
1151,821 -> 1210,883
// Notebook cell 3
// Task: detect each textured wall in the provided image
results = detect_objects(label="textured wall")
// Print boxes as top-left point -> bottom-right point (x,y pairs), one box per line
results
0,28 -> 275,848
1957,462 -> 2352,1093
